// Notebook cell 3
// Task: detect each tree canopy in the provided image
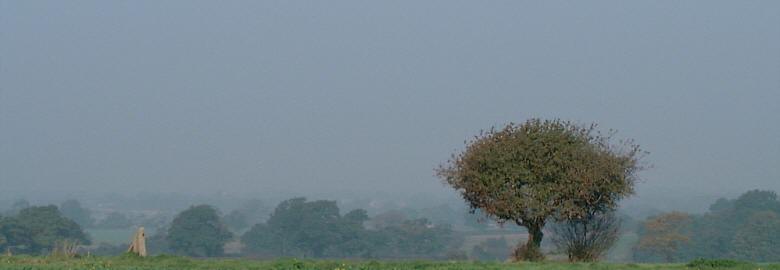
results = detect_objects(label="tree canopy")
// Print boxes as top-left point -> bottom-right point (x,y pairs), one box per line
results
167,205 -> 233,257
242,198 -> 372,258
437,119 -> 644,260
0,205 -> 90,254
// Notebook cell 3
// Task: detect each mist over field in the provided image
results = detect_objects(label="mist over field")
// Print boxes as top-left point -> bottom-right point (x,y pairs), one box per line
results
3,0 -> 778,213
1,1 -> 779,264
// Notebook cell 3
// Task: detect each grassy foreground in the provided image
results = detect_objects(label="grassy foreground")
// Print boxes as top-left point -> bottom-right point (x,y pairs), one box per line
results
1,255 -> 778,270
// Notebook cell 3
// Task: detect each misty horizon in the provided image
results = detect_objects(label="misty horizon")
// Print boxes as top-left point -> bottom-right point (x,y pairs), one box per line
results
2,1 -> 779,215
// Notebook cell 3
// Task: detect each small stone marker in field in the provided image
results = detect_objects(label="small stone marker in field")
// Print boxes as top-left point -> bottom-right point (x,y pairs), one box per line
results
127,227 -> 147,257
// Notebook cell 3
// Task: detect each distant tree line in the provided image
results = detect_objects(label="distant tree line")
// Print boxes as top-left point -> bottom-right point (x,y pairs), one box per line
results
240,198 -> 462,259
0,197 -> 476,260
7,188 -> 778,263
145,198 -> 462,259
634,189 -> 780,262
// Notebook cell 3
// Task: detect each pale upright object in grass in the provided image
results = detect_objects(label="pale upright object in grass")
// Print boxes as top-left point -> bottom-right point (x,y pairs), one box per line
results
127,227 -> 147,257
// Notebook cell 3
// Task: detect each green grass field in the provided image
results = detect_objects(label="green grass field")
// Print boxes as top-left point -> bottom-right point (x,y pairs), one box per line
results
1,256 -> 778,270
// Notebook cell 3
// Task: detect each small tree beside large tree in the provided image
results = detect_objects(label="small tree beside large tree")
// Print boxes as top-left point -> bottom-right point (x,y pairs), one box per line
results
550,211 -> 621,261
437,119 -> 644,261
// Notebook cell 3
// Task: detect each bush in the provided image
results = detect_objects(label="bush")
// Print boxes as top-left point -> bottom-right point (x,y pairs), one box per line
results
550,211 -> 621,262
511,243 -> 544,262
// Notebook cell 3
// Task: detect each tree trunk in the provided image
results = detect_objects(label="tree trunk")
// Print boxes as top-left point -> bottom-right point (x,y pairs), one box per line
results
513,220 -> 545,261
527,222 -> 544,250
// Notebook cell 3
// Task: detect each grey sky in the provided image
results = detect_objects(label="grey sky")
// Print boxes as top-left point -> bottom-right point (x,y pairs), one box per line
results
1,1 -> 779,210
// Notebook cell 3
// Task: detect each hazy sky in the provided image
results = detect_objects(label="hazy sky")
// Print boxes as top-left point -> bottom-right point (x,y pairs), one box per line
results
1,1 -> 779,209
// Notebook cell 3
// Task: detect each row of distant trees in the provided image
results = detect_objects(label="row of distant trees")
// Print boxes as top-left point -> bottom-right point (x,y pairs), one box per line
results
6,198 -> 496,235
151,198 -> 462,259
3,199 -> 133,230
634,189 -> 780,263
5,189 -> 778,262
0,198 -> 464,259
1,197 -> 496,259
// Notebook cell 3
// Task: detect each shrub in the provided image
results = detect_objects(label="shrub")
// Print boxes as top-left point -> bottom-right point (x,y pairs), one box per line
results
550,211 -> 621,262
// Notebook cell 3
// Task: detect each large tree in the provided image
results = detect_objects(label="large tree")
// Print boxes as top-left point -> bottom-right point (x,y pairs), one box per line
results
6,206 -> 90,254
437,119 -> 643,260
167,205 -> 233,257
242,198 -> 372,258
